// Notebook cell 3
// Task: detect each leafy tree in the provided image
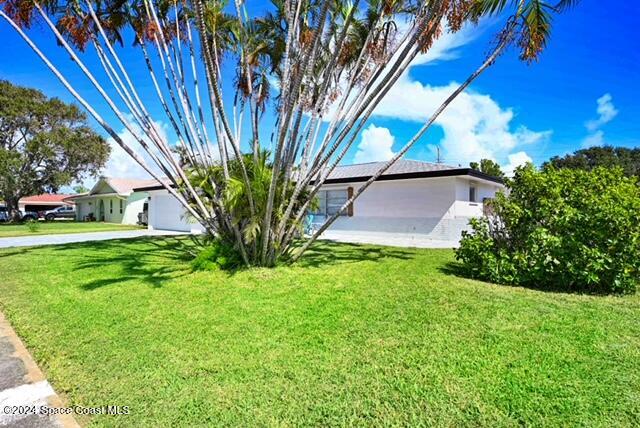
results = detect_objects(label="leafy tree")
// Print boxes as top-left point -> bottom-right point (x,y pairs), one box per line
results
73,184 -> 90,194
0,81 -> 109,221
0,0 -> 578,265
456,165 -> 640,294
470,159 -> 504,178
543,145 -> 640,177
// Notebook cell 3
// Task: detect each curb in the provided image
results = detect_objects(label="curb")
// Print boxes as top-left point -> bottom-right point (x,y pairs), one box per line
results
0,310 -> 80,428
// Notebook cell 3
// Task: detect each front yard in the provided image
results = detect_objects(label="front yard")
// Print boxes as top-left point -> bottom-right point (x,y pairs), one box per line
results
0,221 -> 143,238
0,238 -> 638,426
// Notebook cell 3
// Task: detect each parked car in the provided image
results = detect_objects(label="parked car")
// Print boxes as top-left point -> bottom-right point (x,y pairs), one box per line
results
21,210 -> 39,221
44,205 -> 76,221
0,206 -> 38,221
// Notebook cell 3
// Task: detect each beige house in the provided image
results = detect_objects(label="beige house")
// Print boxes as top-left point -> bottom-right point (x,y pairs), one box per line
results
67,177 -> 158,224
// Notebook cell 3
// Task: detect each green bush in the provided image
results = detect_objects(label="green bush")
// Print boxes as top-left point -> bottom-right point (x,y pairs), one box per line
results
26,219 -> 40,233
456,165 -> 640,294
191,239 -> 243,271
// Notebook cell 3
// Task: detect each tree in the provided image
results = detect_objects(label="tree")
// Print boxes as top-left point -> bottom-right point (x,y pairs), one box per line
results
73,184 -> 90,194
0,0 -> 578,265
543,146 -> 640,177
470,158 -> 504,178
0,81 -> 109,221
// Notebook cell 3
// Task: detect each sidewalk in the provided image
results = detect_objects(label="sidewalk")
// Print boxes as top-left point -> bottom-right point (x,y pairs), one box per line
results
0,311 -> 79,427
0,229 -> 186,249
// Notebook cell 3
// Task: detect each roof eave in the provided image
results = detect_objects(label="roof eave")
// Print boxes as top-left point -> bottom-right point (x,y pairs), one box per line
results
319,168 -> 504,185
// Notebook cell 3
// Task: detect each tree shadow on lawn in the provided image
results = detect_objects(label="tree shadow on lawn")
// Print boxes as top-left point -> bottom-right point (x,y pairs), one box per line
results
55,236 -> 196,290
0,247 -> 34,258
295,240 -> 416,268
48,237 -> 416,290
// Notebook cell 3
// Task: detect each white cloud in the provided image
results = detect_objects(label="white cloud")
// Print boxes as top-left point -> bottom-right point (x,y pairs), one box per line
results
354,124 -> 396,163
77,120 -> 171,189
373,77 -> 552,166
585,93 -> 618,132
581,93 -> 617,148
581,130 -> 605,148
503,151 -> 533,176
336,20 -> 552,169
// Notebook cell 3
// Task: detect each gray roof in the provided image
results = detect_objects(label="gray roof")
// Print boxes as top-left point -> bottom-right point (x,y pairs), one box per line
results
327,159 -> 457,180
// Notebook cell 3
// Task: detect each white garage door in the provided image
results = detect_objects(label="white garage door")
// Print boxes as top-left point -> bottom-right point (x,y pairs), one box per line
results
152,194 -> 192,232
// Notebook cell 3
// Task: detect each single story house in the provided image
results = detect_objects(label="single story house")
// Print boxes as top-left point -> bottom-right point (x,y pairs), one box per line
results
66,177 -> 157,224
134,159 -> 504,243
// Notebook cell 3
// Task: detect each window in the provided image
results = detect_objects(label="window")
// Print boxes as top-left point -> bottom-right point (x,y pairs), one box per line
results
469,184 -> 477,202
110,199 -> 113,214
311,189 -> 350,217
119,199 -> 123,214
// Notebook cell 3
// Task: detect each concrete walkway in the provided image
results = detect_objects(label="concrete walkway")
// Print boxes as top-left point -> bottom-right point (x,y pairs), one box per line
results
0,229 -> 186,249
0,311 -> 79,427
319,231 -> 459,249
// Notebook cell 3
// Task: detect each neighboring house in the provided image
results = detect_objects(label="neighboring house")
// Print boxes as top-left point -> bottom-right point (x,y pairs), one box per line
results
18,194 -> 74,212
134,159 -> 504,242
66,177 -> 157,224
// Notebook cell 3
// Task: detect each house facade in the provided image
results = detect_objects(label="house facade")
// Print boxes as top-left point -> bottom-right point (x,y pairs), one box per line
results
134,160 -> 504,244
67,177 -> 156,224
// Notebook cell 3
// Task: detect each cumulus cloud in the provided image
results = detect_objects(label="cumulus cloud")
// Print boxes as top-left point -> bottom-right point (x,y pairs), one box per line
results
374,77 -> 551,166
77,119 -> 173,189
354,124 -> 396,163
585,93 -> 618,132
581,130 -> 605,148
582,94 -> 617,148
503,151 -> 533,176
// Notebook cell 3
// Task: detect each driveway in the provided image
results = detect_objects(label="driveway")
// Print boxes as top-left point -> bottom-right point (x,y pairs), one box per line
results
319,230 -> 459,249
0,229 -> 187,249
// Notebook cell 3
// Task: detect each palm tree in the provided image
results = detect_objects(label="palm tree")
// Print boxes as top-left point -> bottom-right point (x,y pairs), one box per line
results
0,0 -> 579,266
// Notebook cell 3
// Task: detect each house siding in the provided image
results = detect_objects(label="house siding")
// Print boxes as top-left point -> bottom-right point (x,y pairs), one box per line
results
314,176 -> 502,242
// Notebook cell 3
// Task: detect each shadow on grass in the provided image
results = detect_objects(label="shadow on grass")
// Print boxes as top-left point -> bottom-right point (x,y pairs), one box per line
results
0,247 -> 34,258
295,240 -> 415,268
54,236 -> 196,290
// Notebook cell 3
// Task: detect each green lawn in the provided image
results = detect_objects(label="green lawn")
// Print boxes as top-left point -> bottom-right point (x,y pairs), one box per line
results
0,238 -> 638,427
0,221 -> 143,238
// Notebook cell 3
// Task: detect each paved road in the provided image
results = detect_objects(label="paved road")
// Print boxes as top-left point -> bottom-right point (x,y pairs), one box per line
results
0,229 -> 187,249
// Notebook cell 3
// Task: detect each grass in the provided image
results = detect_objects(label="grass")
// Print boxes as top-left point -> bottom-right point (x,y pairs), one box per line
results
0,238 -> 638,427
0,221 -> 143,238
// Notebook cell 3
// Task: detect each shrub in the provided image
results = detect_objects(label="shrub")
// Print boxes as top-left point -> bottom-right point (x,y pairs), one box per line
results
191,239 -> 243,271
26,219 -> 40,233
456,165 -> 640,294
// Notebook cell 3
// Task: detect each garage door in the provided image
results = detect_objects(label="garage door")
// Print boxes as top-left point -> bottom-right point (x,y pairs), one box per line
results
152,194 -> 192,232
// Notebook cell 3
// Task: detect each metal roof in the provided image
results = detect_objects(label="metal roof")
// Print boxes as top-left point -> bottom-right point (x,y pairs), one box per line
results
326,159 -> 457,180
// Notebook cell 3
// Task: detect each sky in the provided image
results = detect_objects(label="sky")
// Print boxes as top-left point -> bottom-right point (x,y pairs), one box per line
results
0,1 -> 639,186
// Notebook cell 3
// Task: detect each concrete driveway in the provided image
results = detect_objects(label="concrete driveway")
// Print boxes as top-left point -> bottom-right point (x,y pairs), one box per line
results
0,229 -> 186,249
319,230 -> 459,249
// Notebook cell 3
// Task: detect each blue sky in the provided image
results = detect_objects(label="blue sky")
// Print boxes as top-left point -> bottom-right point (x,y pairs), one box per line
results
0,1 -> 638,182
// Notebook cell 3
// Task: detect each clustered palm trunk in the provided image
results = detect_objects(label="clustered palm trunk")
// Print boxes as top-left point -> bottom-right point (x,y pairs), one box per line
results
0,0 -> 577,266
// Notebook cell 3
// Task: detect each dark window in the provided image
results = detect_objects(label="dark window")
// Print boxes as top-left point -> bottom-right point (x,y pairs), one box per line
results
469,185 -> 477,202
119,199 -> 123,214
311,190 -> 348,217
110,200 -> 113,214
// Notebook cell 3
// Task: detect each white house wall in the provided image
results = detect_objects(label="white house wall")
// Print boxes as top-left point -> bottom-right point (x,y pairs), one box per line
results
317,176 -> 501,243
